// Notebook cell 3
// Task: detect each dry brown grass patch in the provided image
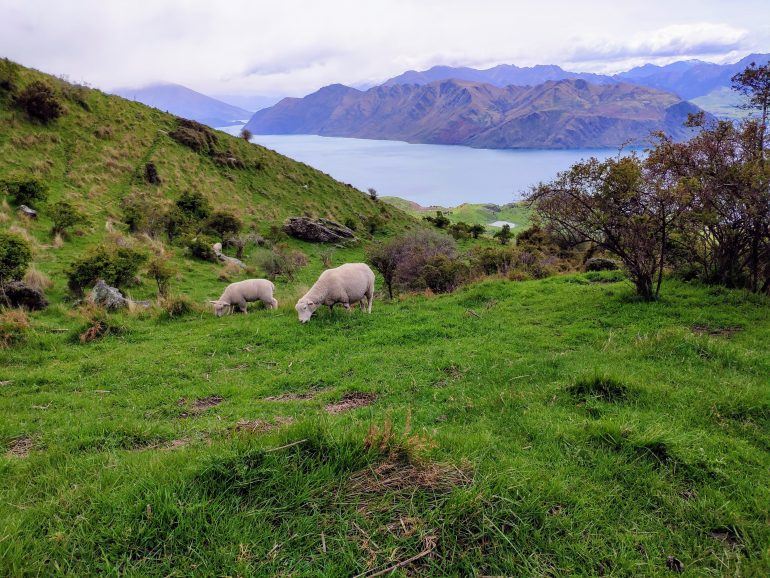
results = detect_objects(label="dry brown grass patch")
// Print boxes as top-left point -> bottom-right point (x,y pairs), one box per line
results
692,324 -> 742,338
23,266 -> 53,292
0,309 -> 31,348
325,392 -> 376,414
234,416 -> 295,434
177,395 -> 223,417
5,436 -> 34,458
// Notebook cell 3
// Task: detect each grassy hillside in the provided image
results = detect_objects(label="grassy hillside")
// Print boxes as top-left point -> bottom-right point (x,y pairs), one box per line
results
0,62 -> 412,244
382,196 -> 531,230
2,275 -> 769,575
1,61 -> 769,576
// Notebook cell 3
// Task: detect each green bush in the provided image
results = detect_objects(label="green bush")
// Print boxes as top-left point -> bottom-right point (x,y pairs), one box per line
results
14,81 -> 65,123
175,191 -> 211,221
185,236 -> 217,262
121,192 -> 170,236
147,257 -> 176,296
1,177 -> 48,208
257,246 -> 307,281
206,211 -> 242,242
66,245 -> 147,294
422,254 -> 468,293
49,200 -> 84,235
0,232 -> 32,287
0,58 -> 20,94
470,245 -> 518,276
169,119 -> 218,154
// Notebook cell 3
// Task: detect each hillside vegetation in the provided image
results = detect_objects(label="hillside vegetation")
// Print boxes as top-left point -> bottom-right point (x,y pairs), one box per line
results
382,196 -> 532,229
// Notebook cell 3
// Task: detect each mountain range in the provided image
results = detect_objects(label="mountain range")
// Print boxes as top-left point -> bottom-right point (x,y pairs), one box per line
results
113,83 -> 252,127
243,78 -> 700,149
382,53 -> 770,101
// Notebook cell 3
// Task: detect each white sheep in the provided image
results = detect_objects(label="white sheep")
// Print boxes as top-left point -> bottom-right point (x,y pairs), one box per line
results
209,279 -> 278,317
295,263 -> 375,323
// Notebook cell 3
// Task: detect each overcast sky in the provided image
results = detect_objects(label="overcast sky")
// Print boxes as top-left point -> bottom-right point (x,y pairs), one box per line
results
1,0 -> 769,97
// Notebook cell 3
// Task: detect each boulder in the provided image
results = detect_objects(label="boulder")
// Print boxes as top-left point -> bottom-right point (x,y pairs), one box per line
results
88,279 -> 128,311
212,242 -> 246,269
585,257 -> 620,272
17,205 -> 37,219
283,217 -> 356,243
1,281 -> 48,310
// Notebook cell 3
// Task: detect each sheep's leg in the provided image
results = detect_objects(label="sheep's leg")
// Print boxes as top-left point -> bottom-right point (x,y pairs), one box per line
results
342,302 -> 350,311
359,298 -> 367,311
367,287 -> 374,313
236,301 -> 248,314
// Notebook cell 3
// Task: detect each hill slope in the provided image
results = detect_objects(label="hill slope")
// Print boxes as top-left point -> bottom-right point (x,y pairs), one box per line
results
244,79 -> 702,149
1,62 -> 411,242
113,83 -> 253,127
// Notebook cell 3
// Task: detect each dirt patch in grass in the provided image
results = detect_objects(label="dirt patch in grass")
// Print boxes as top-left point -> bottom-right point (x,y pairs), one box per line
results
5,436 -> 33,458
709,527 -> 743,549
325,392 -> 376,414
234,416 -> 295,434
692,324 -> 742,338
177,395 -> 223,417
265,389 -> 323,402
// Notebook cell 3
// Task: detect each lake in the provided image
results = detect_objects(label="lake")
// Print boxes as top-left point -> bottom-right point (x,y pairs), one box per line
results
218,128 -> 624,206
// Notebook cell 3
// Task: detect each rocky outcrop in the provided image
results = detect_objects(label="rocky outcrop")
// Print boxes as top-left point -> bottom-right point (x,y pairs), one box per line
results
88,280 -> 128,310
17,205 -> 37,219
212,242 -> 246,268
585,257 -> 620,272
283,217 -> 356,243
1,281 -> 48,310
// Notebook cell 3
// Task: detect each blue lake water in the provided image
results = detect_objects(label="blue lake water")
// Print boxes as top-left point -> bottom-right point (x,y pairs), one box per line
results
219,128 -> 624,206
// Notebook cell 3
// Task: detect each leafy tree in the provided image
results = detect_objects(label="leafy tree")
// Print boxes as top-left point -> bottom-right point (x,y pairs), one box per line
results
469,223 -> 485,239
367,239 -> 402,299
530,155 -> 689,300
448,221 -> 471,240
367,188 -> 378,201
0,232 -> 31,289
493,224 -> 513,245
206,211 -> 242,242
2,178 -> 48,208
240,128 -> 253,141
732,61 -> 770,152
49,200 -> 84,235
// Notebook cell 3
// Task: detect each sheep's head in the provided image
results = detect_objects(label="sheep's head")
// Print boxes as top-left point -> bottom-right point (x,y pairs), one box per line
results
209,300 -> 230,317
295,298 -> 317,323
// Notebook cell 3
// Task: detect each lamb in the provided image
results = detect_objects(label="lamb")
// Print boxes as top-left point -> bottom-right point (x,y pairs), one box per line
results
295,263 -> 375,323
209,279 -> 278,317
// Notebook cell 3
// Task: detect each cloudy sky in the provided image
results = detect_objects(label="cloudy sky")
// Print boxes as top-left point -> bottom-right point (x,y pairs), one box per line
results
1,0 -> 769,97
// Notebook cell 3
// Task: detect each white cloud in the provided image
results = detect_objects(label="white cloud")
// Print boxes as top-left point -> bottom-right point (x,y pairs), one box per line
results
0,0 -> 767,96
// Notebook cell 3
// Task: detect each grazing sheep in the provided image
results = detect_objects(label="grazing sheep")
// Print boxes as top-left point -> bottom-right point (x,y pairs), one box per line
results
210,279 -> 277,317
295,263 -> 375,323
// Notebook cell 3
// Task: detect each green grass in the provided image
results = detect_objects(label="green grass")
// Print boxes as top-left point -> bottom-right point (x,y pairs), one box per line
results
2,273 -> 769,576
382,196 -> 531,230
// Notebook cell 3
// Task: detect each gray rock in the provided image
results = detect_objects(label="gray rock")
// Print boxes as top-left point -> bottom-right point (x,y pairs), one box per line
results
88,279 -> 128,311
212,242 -> 246,269
17,205 -> 37,219
1,281 -> 48,310
283,217 -> 356,243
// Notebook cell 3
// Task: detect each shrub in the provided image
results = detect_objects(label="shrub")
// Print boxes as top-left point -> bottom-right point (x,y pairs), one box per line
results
14,81 -> 65,123
422,254 -> 468,293
0,232 -> 32,288
206,211 -> 242,242
169,118 -> 218,154
258,246 -> 307,281
367,229 -> 458,297
185,236 -> 217,262
264,223 -> 288,244
343,217 -> 358,231
469,223 -> 485,239
470,245 -> 518,276
146,256 -> 175,296
493,224 -> 513,245
364,214 -> 384,235
367,187 -> 378,201
175,191 -> 211,221
424,211 -> 450,229
2,178 -> 48,208
122,192 -> 170,237
158,295 -> 199,319
143,162 -> 161,185
49,200 -> 84,235
585,257 -> 620,272
66,245 -> 147,294
448,221 -> 471,240
0,58 -> 20,93
0,309 -> 30,348
72,306 -> 125,344
240,128 -> 252,141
